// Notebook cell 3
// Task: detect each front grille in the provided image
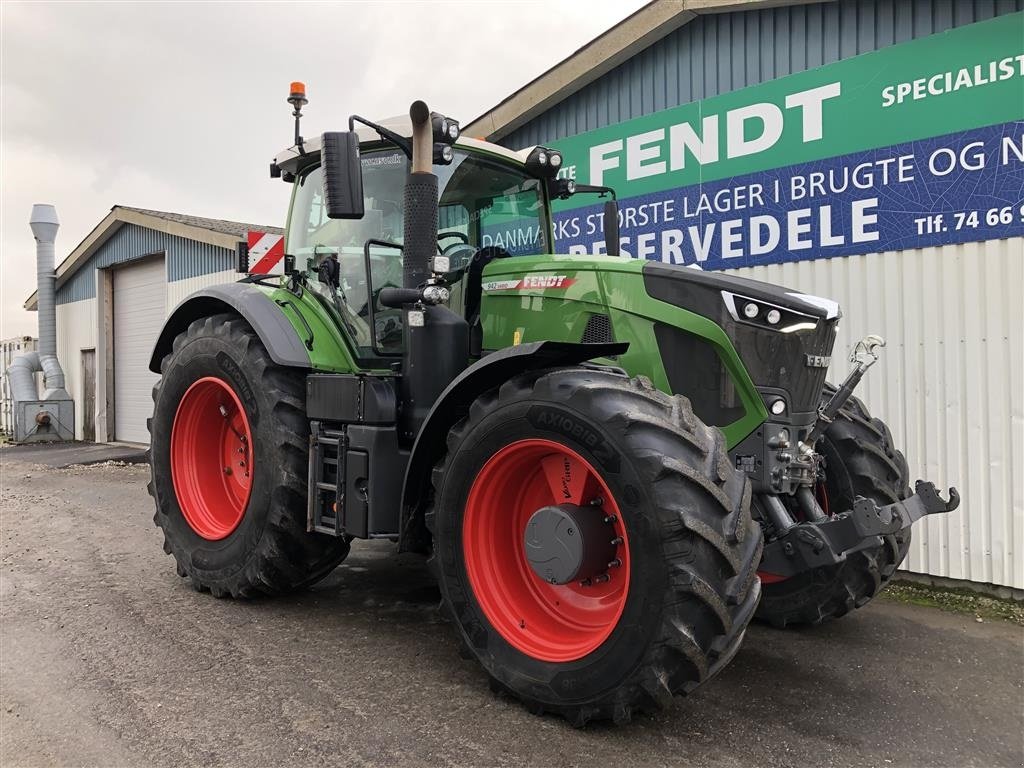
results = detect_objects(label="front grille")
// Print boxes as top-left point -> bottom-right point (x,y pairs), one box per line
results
727,318 -> 837,416
581,313 -> 614,345
654,323 -> 747,427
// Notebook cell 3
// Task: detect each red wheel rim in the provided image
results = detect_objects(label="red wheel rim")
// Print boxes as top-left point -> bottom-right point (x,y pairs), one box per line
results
170,377 -> 253,540
463,438 -> 630,662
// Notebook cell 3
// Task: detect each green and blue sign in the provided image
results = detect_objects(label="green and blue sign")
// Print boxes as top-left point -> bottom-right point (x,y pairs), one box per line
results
544,13 -> 1024,266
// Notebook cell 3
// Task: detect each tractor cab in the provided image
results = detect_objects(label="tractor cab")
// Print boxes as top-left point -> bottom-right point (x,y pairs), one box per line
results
273,116 -> 562,359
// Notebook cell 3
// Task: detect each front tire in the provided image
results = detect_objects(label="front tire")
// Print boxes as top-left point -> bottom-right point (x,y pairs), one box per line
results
427,369 -> 762,725
756,385 -> 911,627
148,314 -> 349,597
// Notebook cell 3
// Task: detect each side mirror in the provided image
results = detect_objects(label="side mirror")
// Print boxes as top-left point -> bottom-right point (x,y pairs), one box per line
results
321,132 -> 364,219
604,199 -> 620,257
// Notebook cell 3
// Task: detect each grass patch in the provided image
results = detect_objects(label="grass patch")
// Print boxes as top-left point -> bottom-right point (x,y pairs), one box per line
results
881,581 -> 1024,626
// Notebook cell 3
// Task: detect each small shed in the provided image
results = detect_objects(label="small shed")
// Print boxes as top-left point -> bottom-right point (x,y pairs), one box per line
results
24,206 -> 281,444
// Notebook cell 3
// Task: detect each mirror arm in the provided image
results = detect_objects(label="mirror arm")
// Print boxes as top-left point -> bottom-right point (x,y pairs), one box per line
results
571,183 -> 617,200
348,115 -> 413,160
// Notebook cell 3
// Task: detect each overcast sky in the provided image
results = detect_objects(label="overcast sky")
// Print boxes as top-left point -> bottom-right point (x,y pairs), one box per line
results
0,0 -> 647,337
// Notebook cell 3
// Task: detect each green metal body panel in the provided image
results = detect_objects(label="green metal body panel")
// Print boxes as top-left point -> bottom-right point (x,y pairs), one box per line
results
262,284 -> 358,374
478,255 -> 769,447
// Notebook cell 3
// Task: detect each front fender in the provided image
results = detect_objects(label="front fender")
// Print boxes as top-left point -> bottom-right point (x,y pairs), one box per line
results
148,283 -> 312,373
397,339 -> 627,552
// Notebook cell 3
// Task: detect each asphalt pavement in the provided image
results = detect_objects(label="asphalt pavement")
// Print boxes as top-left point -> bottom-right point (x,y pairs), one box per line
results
1,457 -> 1021,768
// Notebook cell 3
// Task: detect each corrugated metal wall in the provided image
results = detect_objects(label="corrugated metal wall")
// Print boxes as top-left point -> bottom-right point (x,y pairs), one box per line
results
501,0 -> 1024,149
56,223 -> 236,304
729,238 -> 1024,590
166,268 -> 239,312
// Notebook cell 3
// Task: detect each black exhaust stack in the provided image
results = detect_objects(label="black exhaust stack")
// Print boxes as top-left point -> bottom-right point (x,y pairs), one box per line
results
397,101 -> 469,445
403,101 -> 437,289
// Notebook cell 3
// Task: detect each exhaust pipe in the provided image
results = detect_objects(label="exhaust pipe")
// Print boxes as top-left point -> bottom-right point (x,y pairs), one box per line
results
402,100 -> 437,290
397,101 -> 468,444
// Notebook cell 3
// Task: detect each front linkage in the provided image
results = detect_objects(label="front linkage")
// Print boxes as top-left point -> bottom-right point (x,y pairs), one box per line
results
758,334 -> 959,580
761,481 -> 959,578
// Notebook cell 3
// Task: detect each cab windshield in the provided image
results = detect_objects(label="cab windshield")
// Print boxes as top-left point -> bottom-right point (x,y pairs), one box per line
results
287,147 -> 548,357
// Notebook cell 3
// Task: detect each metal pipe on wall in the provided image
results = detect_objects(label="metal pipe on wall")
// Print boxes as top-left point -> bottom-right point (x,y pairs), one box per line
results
5,204 -> 74,442
29,204 -> 69,397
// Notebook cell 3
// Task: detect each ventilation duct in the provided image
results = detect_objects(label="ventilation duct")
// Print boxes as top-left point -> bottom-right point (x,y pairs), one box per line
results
6,204 -> 74,442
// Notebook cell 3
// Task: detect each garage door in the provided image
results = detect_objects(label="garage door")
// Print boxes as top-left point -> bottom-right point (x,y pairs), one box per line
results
114,258 -> 166,443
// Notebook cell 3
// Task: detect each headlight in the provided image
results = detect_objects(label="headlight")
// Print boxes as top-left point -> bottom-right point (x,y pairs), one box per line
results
722,291 -> 820,334
431,112 -> 460,144
526,146 -> 560,178
433,143 -> 454,164
548,177 -> 576,200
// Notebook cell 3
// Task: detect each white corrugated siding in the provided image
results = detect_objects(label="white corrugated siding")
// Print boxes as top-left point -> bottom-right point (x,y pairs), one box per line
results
55,298 -> 98,441
167,269 -> 239,312
727,237 -> 1024,589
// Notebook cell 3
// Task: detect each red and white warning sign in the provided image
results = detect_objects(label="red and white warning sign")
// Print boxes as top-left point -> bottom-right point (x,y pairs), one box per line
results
247,231 -> 285,274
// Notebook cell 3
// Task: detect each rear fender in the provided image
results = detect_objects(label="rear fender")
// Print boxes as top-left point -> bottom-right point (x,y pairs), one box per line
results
397,339 -> 627,552
148,283 -> 311,373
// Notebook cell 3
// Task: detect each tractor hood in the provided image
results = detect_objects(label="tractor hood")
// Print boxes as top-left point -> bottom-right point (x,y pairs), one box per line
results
642,263 -> 840,323
476,254 -> 841,441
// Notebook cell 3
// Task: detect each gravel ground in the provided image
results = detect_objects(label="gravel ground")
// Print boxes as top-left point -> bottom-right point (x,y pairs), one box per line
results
1,458 -> 1022,768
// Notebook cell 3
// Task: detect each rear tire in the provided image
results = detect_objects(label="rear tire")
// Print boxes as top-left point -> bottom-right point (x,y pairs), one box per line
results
148,314 -> 349,597
427,369 -> 762,725
756,384 -> 911,627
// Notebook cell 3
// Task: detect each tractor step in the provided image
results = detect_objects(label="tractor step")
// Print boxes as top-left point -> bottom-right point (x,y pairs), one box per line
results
307,420 -> 407,540
308,425 -> 346,536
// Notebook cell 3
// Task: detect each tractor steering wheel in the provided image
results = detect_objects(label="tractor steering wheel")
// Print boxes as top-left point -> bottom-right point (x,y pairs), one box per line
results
437,231 -> 469,252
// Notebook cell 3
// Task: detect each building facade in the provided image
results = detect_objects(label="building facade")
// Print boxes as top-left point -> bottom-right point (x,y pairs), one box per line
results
468,0 -> 1024,591
24,207 -> 280,445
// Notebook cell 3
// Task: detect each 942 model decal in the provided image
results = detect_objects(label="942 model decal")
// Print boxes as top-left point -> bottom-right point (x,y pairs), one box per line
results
482,275 -> 576,292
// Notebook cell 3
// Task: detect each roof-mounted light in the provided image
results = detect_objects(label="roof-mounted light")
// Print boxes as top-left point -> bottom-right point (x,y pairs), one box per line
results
431,112 -> 460,144
288,81 -> 308,108
286,81 -> 309,159
526,146 -> 562,179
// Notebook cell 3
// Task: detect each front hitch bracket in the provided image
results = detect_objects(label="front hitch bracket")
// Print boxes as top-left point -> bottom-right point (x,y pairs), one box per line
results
760,481 -> 960,578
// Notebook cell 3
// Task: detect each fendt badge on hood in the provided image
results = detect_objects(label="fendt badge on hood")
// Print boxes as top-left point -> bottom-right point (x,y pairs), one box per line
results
482,275 -> 576,291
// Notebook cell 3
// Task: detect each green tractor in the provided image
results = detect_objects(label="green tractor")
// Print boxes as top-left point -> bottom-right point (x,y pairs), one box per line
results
147,87 -> 957,725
